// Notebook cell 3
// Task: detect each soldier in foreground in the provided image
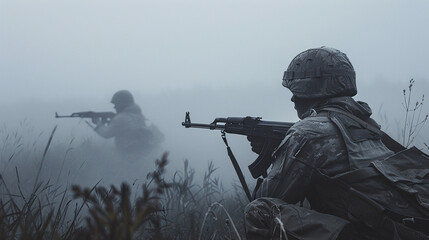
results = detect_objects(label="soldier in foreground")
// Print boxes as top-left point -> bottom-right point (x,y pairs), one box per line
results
93,90 -> 159,155
245,47 -> 429,239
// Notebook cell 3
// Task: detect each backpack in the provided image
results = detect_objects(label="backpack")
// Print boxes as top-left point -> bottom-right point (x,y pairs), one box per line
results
315,108 -> 429,239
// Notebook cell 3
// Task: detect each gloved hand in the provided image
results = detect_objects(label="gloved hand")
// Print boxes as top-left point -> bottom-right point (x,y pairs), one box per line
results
247,136 -> 282,155
247,136 -> 266,154
92,117 -> 101,125
91,117 -> 105,131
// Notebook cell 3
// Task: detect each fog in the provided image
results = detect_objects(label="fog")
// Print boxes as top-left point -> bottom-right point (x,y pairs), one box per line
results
1,0 -> 429,188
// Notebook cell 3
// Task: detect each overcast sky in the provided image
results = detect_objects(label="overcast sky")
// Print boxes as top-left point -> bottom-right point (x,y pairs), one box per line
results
1,0 -> 429,183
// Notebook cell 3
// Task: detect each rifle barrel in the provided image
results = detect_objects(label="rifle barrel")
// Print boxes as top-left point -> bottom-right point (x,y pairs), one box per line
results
181,122 -> 225,130
55,112 -> 74,118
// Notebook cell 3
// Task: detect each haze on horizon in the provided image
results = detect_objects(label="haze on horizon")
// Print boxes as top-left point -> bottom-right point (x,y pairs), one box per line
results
1,0 -> 428,184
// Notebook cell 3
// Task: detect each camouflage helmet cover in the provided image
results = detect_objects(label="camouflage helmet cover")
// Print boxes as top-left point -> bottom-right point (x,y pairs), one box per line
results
111,90 -> 134,107
282,47 -> 357,99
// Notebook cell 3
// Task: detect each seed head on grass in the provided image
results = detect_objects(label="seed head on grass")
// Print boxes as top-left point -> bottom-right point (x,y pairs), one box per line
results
72,153 -> 170,240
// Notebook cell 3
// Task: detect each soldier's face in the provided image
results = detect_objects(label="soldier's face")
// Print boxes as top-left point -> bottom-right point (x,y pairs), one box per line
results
114,104 -> 125,113
291,96 -> 314,119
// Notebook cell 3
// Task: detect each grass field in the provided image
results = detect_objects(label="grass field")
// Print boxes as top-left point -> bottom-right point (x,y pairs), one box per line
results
0,125 -> 248,240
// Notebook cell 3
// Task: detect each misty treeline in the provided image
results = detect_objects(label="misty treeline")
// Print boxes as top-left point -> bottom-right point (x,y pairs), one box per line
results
1,79 -> 428,240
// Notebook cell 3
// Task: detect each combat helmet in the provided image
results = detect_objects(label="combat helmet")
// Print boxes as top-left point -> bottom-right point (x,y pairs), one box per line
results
282,47 -> 356,99
111,90 -> 134,107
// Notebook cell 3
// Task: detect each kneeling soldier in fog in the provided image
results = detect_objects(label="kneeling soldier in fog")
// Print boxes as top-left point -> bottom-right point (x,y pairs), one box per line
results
93,90 -> 151,154
245,47 -> 429,239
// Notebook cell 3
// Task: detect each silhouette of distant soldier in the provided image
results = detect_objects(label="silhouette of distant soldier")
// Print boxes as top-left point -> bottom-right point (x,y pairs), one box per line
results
93,90 -> 163,155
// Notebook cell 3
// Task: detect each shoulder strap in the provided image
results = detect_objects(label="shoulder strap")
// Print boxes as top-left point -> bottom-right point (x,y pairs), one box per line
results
320,107 -> 406,153
319,107 -> 383,135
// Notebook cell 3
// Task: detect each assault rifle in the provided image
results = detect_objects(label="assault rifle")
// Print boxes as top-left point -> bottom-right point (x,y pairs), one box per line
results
182,112 -> 294,179
55,111 -> 115,124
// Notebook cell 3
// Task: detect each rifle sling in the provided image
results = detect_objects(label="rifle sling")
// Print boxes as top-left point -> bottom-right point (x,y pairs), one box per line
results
221,131 -> 252,202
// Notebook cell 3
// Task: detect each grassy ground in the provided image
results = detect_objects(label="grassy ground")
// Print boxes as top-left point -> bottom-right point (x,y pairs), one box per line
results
0,126 -> 248,240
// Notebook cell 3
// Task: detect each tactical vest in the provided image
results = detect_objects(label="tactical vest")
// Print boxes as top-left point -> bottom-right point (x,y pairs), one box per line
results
309,108 -> 429,239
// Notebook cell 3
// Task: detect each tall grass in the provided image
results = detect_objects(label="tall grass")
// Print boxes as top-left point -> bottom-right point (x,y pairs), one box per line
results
401,79 -> 428,148
160,160 -> 247,239
0,125 -> 85,239
1,125 -> 248,239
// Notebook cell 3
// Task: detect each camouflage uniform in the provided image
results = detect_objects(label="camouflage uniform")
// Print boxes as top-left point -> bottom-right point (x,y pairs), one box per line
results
95,103 -> 148,154
245,96 -> 396,239
245,47 -> 429,240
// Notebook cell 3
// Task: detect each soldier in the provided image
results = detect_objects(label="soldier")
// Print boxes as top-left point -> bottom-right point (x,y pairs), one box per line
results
93,90 -> 150,154
245,47 -> 429,239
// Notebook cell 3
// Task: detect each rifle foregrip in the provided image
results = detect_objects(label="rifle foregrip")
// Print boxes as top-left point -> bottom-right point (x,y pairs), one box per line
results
248,139 -> 276,179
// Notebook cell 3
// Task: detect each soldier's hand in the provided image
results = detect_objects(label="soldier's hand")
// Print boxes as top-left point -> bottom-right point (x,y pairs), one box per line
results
247,136 -> 282,155
247,136 -> 265,154
92,117 -> 101,125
